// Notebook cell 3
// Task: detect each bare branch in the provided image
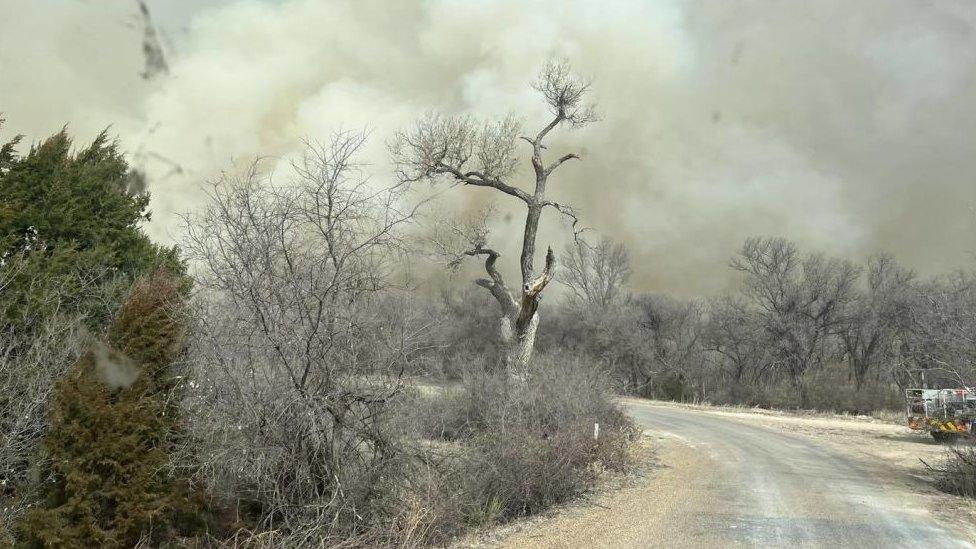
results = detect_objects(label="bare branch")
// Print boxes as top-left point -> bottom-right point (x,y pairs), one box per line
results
525,246 -> 556,298
427,206 -> 495,270
391,113 -> 531,203
533,58 -> 599,133
545,153 -> 580,176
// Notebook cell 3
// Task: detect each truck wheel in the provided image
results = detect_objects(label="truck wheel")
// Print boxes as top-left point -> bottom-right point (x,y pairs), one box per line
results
931,431 -> 959,443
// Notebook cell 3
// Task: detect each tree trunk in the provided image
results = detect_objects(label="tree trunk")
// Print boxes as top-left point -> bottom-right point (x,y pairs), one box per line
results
853,360 -> 867,391
480,246 -> 553,379
503,311 -> 540,378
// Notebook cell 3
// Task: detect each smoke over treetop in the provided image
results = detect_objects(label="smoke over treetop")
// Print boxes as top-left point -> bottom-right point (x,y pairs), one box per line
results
2,0 -> 975,296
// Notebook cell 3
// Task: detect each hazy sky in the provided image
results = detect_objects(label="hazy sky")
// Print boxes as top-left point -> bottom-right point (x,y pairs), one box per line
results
2,0 -> 975,296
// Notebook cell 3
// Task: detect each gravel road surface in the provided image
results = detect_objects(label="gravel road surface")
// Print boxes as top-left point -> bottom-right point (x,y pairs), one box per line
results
626,403 -> 973,548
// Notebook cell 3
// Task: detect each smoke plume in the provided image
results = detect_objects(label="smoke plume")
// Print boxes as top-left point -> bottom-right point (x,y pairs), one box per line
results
2,0 -> 976,295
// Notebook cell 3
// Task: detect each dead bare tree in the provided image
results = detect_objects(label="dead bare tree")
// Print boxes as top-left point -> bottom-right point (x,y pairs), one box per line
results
392,60 -> 597,376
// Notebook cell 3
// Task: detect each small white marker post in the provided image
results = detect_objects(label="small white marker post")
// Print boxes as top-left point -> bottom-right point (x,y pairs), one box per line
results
594,422 -> 600,441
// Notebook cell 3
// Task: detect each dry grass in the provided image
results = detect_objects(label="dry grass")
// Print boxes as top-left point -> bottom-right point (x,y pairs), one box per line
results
931,436 -> 976,498
386,354 -> 639,546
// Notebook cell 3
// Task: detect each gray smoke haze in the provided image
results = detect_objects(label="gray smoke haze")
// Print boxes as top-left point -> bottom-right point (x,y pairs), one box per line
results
2,0 -> 976,296
93,342 -> 140,390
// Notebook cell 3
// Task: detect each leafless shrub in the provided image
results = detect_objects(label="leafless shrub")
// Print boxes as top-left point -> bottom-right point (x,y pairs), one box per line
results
179,131 -> 428,544
400,353 -> 636,520
382,351 -> 638,543
0,313 -> 89,542
922,435 -> 976,498
459,353 -> 636,517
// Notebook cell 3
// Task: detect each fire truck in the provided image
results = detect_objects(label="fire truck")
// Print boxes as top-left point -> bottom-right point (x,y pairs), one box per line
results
905,387 -> 976,441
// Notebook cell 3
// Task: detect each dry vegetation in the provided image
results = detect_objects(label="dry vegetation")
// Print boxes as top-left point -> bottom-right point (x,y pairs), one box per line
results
3,58 -> 976,548
0,105 -> 639,546
930,436 -> 976,499
529,236 -> 976,414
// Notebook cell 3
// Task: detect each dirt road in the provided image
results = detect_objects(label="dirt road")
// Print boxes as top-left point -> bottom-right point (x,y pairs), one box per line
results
483,401 -> 976,548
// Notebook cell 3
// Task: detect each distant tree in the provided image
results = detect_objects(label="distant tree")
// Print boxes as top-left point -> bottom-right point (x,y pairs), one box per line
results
554,293 -> 706,400
904,272 -> 976,387
838,254 -> 914,390
560,236 -> 631,309
393,60 -> 598,377
731,237 -> 860,405
634,295 -> 706,400
704,295 -> 770,394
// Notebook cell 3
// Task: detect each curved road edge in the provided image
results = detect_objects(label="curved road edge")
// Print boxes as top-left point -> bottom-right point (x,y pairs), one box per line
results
625,399 -> 976,548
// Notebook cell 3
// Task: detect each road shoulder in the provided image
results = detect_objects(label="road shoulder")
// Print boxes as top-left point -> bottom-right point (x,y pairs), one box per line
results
453,430 -> 734,549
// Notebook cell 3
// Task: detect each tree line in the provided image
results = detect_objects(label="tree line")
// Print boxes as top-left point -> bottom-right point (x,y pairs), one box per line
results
536,235 -> 974,410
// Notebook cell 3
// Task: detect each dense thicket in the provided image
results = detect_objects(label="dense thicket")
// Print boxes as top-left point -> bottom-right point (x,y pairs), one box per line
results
0,123 -> 186,545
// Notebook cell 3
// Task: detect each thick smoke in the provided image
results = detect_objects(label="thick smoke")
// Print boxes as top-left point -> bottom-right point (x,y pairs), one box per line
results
2,0 -> 975,295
